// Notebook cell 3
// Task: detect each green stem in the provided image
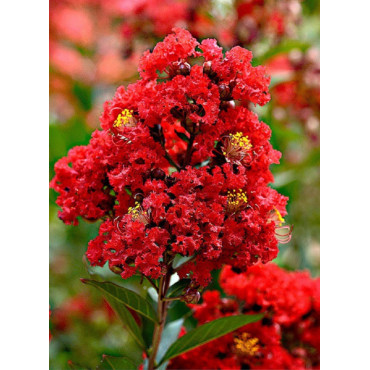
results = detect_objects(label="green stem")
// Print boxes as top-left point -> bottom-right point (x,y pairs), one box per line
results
148,271 -> 172,370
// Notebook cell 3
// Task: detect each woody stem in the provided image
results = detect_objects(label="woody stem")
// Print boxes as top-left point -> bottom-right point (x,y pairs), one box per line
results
183,133 -> 195,167
164,151 -> 181,171
148,269 -> 172,370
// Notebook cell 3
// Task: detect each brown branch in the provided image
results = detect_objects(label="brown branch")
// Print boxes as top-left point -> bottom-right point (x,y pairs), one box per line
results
183,133 -> 195,168
164,151 -> 181,171
144,275 -> 159,293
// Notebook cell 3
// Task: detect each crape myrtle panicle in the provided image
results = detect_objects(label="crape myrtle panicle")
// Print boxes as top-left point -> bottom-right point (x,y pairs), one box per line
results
50,28 -> 291,287
169,263 -> 320,369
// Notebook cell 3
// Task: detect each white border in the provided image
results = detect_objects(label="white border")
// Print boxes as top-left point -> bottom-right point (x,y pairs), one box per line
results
0,0 -> 49,368
321,1 -> 370,369
1,0 -> 370,368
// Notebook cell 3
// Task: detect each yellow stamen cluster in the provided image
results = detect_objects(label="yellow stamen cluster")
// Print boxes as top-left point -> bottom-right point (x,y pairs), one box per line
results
228,132 -> 252,151
234,332 -> 260,357
128,202 -> 149,225
227,189 -> 248,214
113,109 -> 135,128
222,132 -> 252,164
274,207 -> 285,227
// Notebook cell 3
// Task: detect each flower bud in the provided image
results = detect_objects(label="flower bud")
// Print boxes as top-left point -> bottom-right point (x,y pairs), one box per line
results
134,191 -> 144,202
203,61 -> 212,74
151,168 -> 166,180
219,84 -> 232,100
220,100 -> 235,111
109,265 -> 123,274
181,288 -> 201,304
178,62 -> 191,76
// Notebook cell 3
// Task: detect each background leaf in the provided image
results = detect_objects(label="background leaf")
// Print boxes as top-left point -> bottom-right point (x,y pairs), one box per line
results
254,40 -> 311,64
97,355 -> 136,370
81,279 -> 158,323
103,295 -> 146,350
160,314 -> 263,364
156,318 -> 185,363
167,279 -> 191,298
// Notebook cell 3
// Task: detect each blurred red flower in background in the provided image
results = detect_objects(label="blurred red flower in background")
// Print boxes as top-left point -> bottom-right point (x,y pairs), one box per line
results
169,263 -> 319,369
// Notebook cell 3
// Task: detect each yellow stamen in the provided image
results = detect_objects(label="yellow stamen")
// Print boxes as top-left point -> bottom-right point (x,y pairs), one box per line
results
113,109 -> 135,128
229,132 -> 252,151
222,132 -> 252,164
234,332 -> 260,357
274,207 -> 285,227
227,189 -> 248,214
128,201 -> 149,224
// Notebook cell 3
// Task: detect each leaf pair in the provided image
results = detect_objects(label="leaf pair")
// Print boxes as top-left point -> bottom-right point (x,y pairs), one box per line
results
82,278 -> 263,369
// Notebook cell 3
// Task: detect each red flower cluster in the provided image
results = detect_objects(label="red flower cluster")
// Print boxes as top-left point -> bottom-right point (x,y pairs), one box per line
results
169,263 -> 320,369
51,28 -> 290,286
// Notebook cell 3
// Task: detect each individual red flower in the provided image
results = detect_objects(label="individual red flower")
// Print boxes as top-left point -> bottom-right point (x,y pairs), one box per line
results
169,263 -> 320,369
51,28 -> 290,287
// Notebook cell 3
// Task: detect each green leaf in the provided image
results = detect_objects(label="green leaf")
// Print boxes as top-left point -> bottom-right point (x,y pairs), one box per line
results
97,355 -> 136,370
255,40 -> 311,64
156,318 -> 184,364
159,314 -> 263,364
167,279 -> 191,298
175,130 -> 189,143
81,279 -> 158,323
104,295 -> 146,350
141,315 -> 155,349
173,255 -> 193,269
72,81 -> 93,111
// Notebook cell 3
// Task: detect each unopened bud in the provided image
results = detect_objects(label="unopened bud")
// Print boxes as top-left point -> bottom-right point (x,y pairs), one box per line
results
203,61 -> 212,74
219,84 -> 231,100
109,265 -> 123,274
151,168 -> 166,180
178,62 -> 191,76
220,100 -> 235,111
134,191 -> 144,202
181,288 -> 201,304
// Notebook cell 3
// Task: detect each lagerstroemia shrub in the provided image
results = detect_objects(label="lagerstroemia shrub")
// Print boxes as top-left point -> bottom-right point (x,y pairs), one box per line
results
51,28 -> 292,369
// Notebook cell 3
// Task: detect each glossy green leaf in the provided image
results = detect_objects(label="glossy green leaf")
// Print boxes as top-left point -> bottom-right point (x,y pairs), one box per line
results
81,279 -> 158,323
104,295 -> 146,350
156,318 -> 184,363
97,355 -> 136,370
159,314 -> 263,364
175,130 -> 189,143
172,255 -> 193,269
167,279 -> 191,298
